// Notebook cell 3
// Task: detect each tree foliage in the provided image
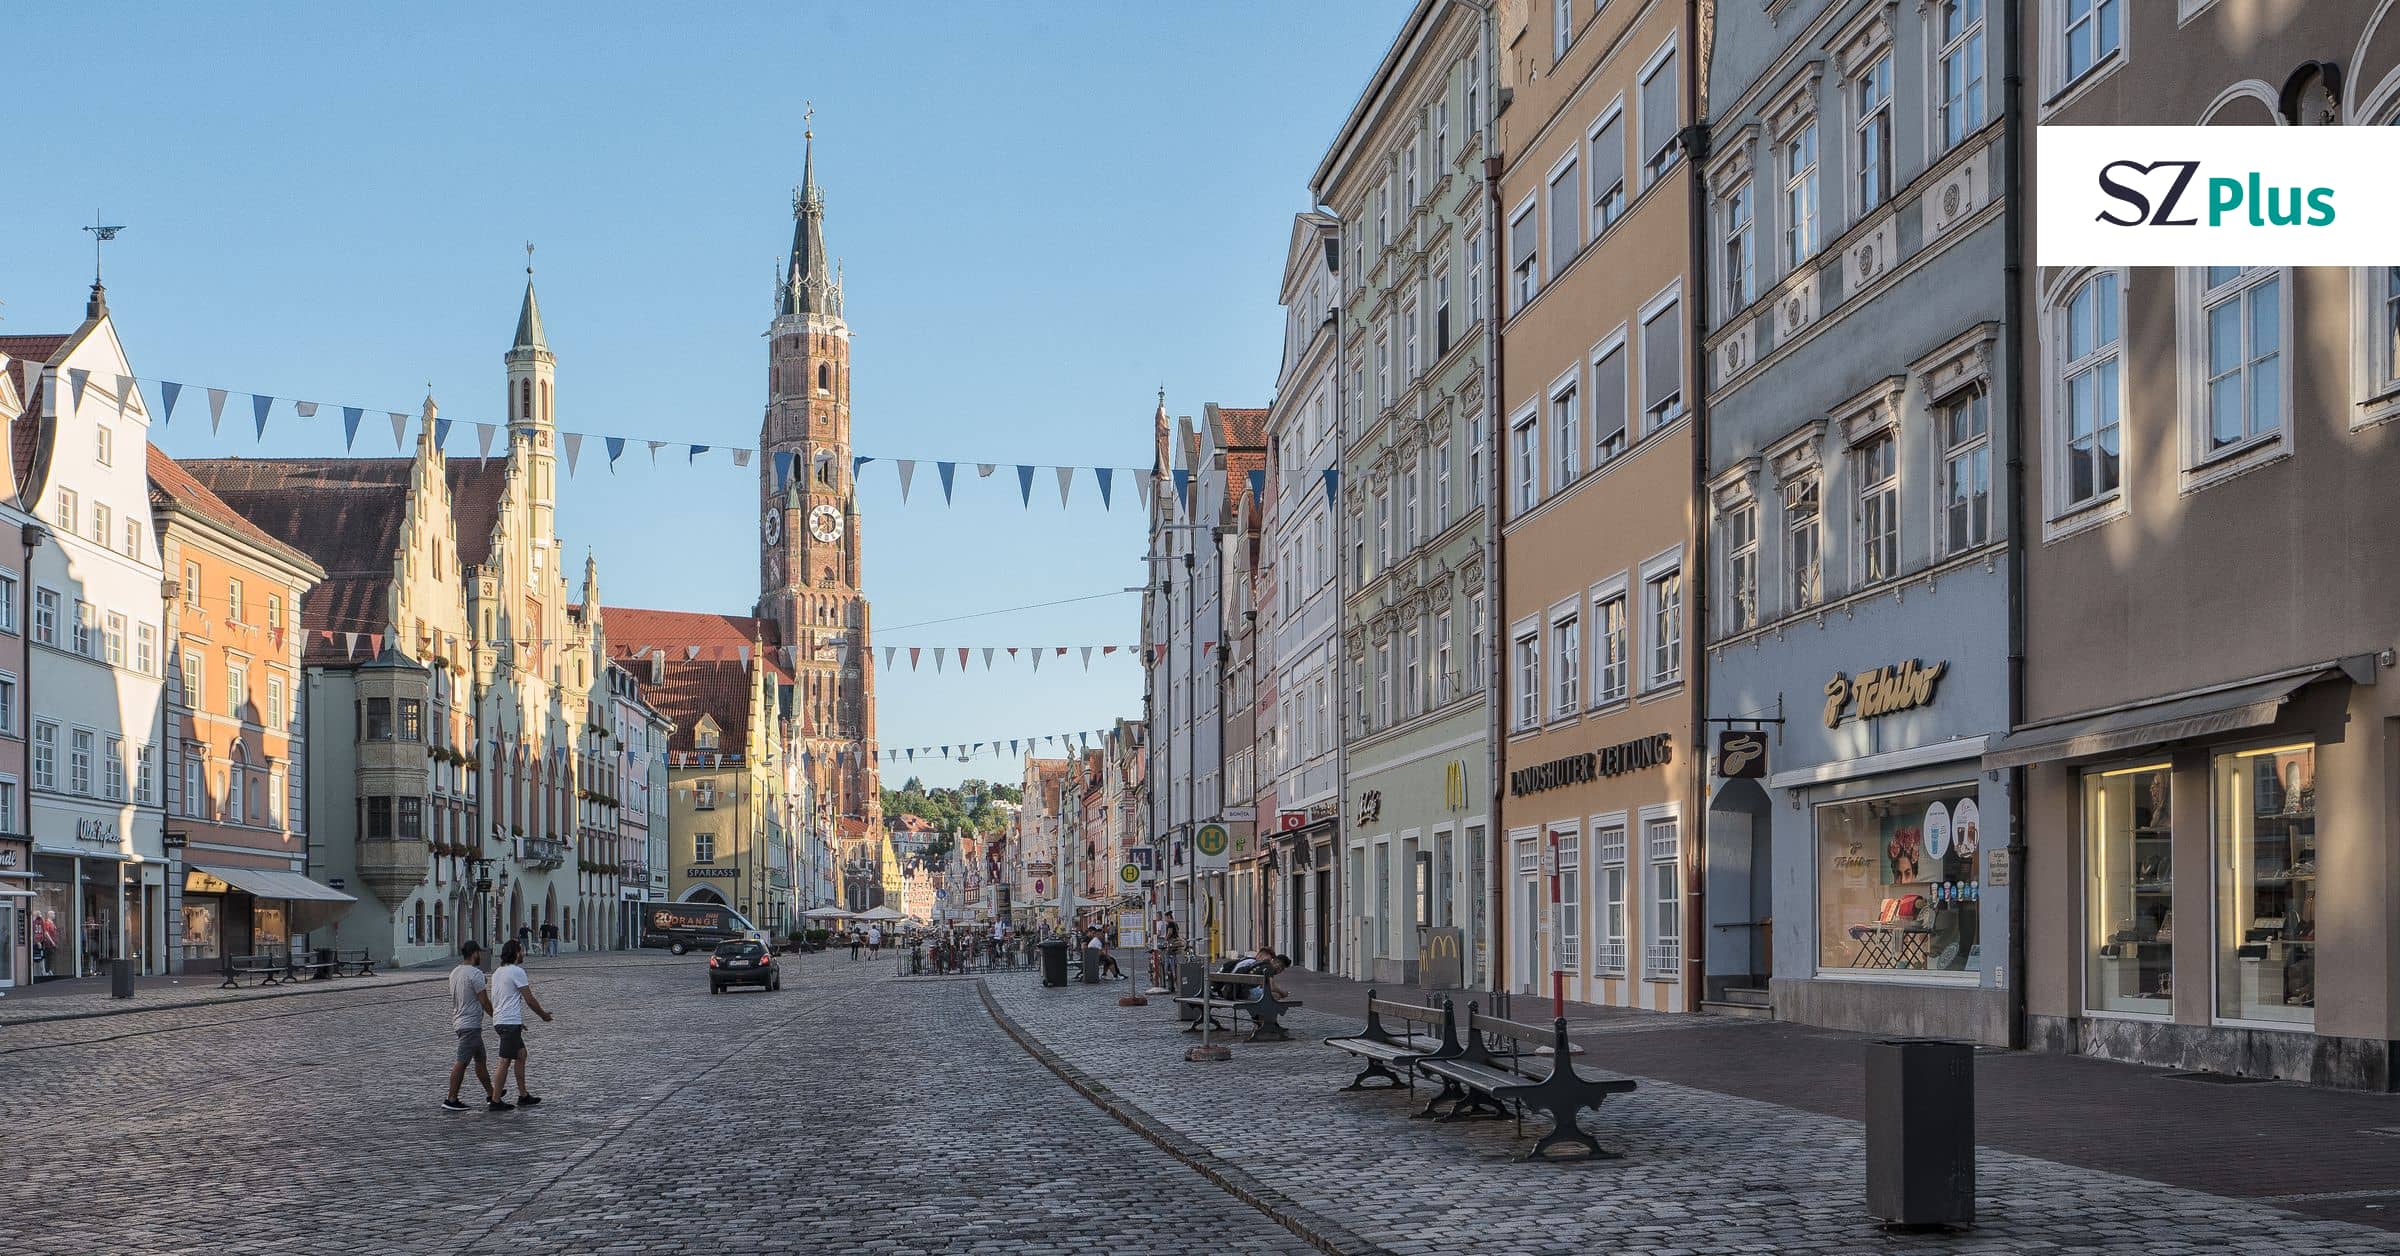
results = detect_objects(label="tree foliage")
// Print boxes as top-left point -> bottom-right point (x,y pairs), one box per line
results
880,777 -> 1021,867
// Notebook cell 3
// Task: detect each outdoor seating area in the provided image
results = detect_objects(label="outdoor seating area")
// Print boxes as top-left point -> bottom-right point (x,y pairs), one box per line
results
1324,994 -> 1637,1163
216,946 -> 379,989
1171,971 -> 1303,1042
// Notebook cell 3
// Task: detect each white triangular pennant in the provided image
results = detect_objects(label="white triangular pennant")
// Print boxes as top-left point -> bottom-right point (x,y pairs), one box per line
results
476,423 -> 497,460
1136,474 -> 1155,511
976,463 -> 996,478
1081,646 -> 1094,670
563,433 -> 583,475
293,401 -> 319,418
1055,465 -> 1074,507
981,647 -> 994,670
207,387 -> 229,433
896,459 -> 917,502
390,412 -> 409,449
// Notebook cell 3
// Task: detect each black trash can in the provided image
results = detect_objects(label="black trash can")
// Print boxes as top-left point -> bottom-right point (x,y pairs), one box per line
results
1175,959 -> 1207,1021
109,958 -> 135,999
316,947 -> 336,980
1865,1037 -> 1975,1228
1038,939 -> 1070,987
1080,946 -> 1104,984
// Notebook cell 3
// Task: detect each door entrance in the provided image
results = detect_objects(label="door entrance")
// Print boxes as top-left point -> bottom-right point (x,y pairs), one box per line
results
1289,873 -> 1306,967
1312,868 -> 1330,971
0,904 -> 13,987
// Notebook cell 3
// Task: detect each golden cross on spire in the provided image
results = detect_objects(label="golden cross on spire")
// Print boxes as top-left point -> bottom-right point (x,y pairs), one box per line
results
524,240 -> 535,275
803,100 -> 815,139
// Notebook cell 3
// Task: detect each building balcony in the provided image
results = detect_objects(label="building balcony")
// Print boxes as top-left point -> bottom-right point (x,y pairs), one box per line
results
521,836 -> 568,870
356,837 -> 430,906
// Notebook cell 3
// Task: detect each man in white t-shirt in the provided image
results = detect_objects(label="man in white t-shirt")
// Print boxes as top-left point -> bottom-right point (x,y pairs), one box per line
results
442,940 -> 506,1112
866,925 -> 883,956
489,939 -> 555,1107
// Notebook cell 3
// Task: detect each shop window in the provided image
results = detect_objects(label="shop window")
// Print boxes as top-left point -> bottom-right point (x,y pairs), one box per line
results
2084,763 -> 2173,1014
2214,744 -> 2314,1025
179,897 -> 219,963
1815,784 -> 1983,975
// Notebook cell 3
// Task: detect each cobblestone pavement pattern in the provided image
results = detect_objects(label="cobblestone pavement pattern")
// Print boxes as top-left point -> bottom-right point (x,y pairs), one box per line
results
0,954 -> 1313,1255
982,974 -> 2400,1256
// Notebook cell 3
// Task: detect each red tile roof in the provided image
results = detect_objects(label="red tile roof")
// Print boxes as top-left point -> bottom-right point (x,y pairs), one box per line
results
604,606 -> 801,753
1215,407 -> 1269,449
0,335 -> 69,494
179,458 -> 418,667
146,445 -> 320,573
642,659 -> 760,755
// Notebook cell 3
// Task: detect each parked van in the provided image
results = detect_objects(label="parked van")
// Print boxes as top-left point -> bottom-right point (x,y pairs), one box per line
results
641,903 -> 766,954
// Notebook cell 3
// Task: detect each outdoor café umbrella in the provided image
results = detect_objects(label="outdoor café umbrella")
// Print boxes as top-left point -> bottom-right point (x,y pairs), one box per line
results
802,906 -> 855,920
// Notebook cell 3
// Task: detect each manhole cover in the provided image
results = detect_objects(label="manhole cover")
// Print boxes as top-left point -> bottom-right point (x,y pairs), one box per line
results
2163,1070 -> 2275,1084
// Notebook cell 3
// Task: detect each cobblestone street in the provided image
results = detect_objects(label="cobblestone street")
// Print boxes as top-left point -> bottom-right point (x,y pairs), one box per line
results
7,952 -> 2398,1255
0,953 -> 1310,1256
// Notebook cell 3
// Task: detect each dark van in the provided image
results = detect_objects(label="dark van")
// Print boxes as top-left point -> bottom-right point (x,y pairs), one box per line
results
642,903 -> 766,954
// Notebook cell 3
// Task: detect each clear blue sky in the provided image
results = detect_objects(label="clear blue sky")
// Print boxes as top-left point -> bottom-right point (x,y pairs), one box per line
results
2,1 -> 1403,789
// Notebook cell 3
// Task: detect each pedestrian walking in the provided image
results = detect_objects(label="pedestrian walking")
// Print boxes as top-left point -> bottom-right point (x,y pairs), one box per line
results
442,940 -> 508,1112
848,929 -> 862,961
516,923 -> 533,961
867,925 -> 883,957
489,940 -> 554,1107
541,920 -> 559,958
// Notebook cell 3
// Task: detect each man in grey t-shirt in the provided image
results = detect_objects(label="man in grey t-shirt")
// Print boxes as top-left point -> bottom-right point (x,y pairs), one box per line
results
443,941 -> 508,1112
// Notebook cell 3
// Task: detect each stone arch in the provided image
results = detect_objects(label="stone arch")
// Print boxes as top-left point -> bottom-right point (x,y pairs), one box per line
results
680,884 -> 728,905
2198,80 -> 2282,126
2356,0 -> 2400,123
817,362 -> 831,392
544,884 -> 558,933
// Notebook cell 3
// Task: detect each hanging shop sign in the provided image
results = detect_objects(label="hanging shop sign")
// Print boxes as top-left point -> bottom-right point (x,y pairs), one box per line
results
1357,791 -> 1383,824
1277,812 -> 1307,832
1823,659 -> 1948,728
1508,733 -> 1673,796
1715,730 -> 1769,779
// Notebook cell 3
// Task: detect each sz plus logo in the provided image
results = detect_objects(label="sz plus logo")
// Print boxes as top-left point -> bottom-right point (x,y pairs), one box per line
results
2039,127 -> 2398,267
2094,160 -> 2335,229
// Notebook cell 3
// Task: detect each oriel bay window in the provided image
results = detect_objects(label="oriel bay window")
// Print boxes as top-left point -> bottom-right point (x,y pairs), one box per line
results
2085,763 -> 2173,1014
2215,744 -> 2315,1026
1816,784 -> 1983,975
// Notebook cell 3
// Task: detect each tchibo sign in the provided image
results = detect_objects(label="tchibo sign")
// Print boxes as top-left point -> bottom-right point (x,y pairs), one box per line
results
2037,126 -> 2394,266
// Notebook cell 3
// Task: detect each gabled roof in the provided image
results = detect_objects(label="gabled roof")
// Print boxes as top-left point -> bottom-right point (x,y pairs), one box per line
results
1,334 -> 71,494
1214,407 -> 1269,450
146,445 -> 323,579
603,605 -> 795,755
644,660 -> 761,756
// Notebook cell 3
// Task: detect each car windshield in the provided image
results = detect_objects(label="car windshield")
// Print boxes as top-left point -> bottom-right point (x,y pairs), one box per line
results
716,942 -> 764,958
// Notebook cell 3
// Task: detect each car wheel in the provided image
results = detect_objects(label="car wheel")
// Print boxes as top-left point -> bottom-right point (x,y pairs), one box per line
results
671,942 -> 688,956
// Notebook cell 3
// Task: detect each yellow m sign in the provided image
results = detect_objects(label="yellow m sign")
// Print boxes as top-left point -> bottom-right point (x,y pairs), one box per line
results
1443,760 -> 1468,811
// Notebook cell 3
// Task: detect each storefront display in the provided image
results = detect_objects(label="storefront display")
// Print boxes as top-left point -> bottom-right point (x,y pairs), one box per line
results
1816,784 -> 1982,975
2084,764 -> 2173,1013
180,897 -> 222,963
2215,743 -> 2314,1025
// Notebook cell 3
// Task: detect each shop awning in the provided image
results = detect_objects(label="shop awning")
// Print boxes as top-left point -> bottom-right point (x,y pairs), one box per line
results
1982,664 -> 2356,770
188,864 -> 357,905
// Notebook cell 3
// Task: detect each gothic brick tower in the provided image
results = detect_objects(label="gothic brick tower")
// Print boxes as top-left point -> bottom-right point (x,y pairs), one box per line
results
758,127 -> 879,834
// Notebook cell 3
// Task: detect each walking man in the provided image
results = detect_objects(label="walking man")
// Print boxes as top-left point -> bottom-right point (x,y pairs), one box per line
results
490,939 -> 554,1107
848,928 -> 862,961
867,924 -> 883,957
541,920 -> 560,959
443,940 -> 509,1112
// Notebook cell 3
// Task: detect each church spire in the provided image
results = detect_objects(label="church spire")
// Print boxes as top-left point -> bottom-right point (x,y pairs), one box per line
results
780,110 -> 844,321
510,242 -> 551,360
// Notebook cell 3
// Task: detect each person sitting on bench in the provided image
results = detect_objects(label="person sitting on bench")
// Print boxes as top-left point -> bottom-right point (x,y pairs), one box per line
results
1082,928 -> 1123,979
1213,948 -> 1291,1000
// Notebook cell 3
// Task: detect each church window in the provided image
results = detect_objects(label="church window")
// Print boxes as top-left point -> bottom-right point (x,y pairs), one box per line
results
518,379 -> 531,421
818,363 -> 831,393
540,381 -> 550,423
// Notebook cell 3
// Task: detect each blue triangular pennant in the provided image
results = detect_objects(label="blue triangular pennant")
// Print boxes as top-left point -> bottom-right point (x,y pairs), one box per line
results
937,461 -> 957,503
1171,468 -> 1192,512
774,450 -> 793,491
434,418 -> 453,449
606,436 -> 625,470
688,444 -> 709,463
252,394 -> 273,438
1247,469 -> 1265,503
1322,467 -> 1341,506
853,454 -> 873,478
1095,466 -> 1114,509
341,406 -> 362,449
158,381 -> 181,424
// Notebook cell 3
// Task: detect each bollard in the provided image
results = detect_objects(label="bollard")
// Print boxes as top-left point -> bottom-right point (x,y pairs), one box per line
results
1865,1038 -> 1975,1230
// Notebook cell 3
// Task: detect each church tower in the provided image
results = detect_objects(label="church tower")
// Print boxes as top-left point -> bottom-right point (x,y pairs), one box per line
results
758,124 -> 879,833
506,260 -> 559,553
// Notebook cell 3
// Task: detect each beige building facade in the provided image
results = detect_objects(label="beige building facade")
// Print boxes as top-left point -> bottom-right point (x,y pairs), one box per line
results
1994,2 -> 2400,1088
1495,0 -> 1701,1011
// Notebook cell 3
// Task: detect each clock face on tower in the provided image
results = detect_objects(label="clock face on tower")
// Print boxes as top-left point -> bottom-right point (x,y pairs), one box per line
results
761,510 -> 783,545
808,504 -> 844,542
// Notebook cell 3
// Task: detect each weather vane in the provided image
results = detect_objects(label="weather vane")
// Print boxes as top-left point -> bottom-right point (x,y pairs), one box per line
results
804,100 -> 815,139
524,240 -> 535,275
83,209 -> 126,285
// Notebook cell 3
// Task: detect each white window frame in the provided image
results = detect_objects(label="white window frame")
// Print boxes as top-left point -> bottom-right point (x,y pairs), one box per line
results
1637,283 -> 1686,435
1509,403 -> 1541,517
1510,618 -> 1541,732
1719,178 -> 1756,315
2352,261 -> 2400,429
1933,0 -> 1987,152
1589,575 -> 1630,708
1508,194 -> 1541,313
1588,100 -> 1628,236
1938,385 -> 1992,557
1548,601 -> 1580,722
1402,624 -> 1424,719
1552,821 -> 1582,974
1724,499 -> 1759,632
1855,433 -> 1899,586
1593,814 -> 1629,974
1548,368 -> 1581,492
1854,51 -> 1894,213
1638,548 -> 1684,693
1434,609 -> 1454,705
1589,328 -> 1631,466
1433,437 -> 1453,531
1781,119 -> 1820,270
1641,803 -> 1683,978
2179,266 -> 2290,485
2045,268 -> 2129,529
2058,0 -> 2123,90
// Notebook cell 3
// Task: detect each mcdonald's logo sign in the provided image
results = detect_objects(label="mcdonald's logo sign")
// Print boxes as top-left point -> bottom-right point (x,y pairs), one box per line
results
1443,759 -> 1468,811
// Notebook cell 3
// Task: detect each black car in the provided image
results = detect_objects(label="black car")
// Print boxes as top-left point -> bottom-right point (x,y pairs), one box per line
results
709,940 -> 782,994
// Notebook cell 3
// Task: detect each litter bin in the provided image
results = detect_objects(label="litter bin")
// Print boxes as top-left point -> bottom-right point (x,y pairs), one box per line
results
1039,939 -> 1070,987
1865,1037 -> 1975,1228
109,958 -> 135,999
1175,959 -> 1207,1021
1080,947 -> 1104,984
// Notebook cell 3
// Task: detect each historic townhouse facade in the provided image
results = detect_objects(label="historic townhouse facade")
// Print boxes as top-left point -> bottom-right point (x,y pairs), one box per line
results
1991,1 -> 2400,1088
1496,0 -> 1702,1012
4,289 -> 170,980
1701,0 -> 2014,1043
152,448 -> 329,974
1262,213 -> 1344,973
604,661 -> 672,946
189,276 -> 614,968
1313,0 -> 1494,987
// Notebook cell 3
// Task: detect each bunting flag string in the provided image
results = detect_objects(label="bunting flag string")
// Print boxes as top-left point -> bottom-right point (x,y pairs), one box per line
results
872,726 -> 1118,763
113,371 -> 1309,514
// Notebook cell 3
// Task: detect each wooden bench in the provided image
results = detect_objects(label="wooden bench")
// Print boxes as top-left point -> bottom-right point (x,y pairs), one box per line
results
1172,970 -> 1305,1042
219,951 -> 288,989
285,950 -> 337,982
1416,1004 -> 1637,1162
1324,991 -> 1455,1092
333,949 -> 376,978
